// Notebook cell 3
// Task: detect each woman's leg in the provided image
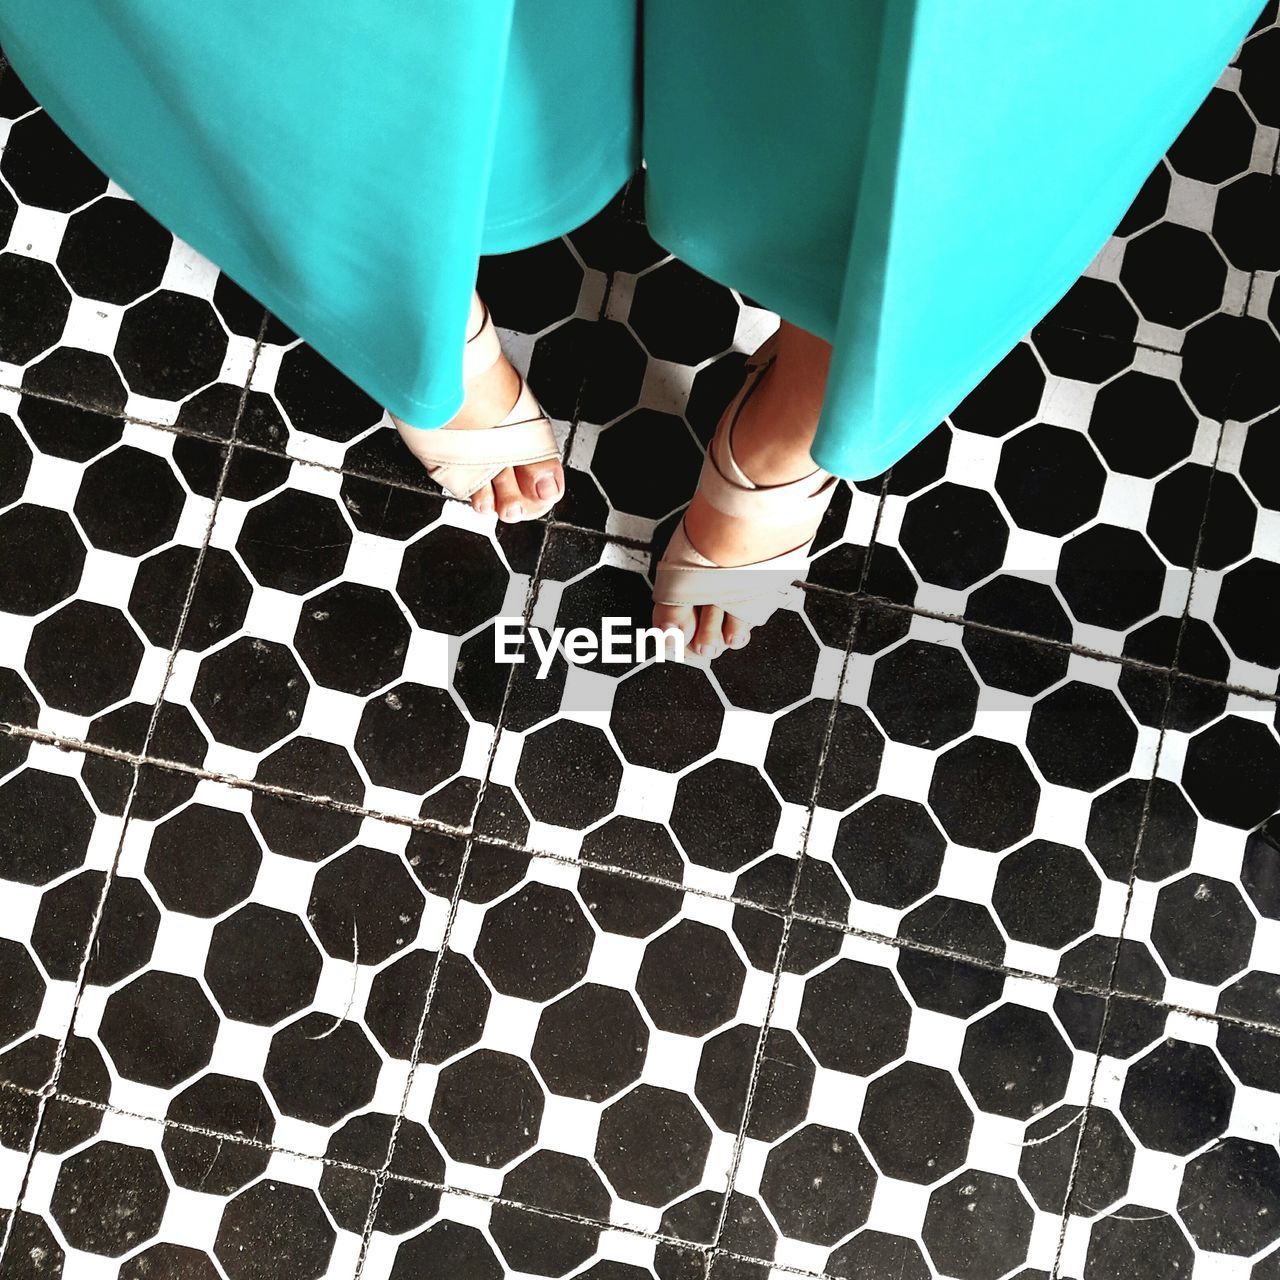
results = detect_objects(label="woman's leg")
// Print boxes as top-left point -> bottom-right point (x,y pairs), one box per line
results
421,290 -> 565,522
653,319 -> 833,655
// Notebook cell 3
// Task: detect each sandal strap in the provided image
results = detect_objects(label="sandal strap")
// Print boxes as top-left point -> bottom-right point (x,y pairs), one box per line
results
746,331 -> 780,370
697,452 -> 837,525
653,522 -> 810,627
650,329 -> 835,627
404,379 -> 557,470
393,303 -> 561,502
417,417 -> 557,470
391,376 -> 558,481
462,302 -> 504,380
699,334 -> 835,525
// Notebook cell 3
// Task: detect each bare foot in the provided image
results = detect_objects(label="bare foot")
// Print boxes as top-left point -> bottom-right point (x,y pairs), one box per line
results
653,322 -> 832,657
406,293 -> 564,522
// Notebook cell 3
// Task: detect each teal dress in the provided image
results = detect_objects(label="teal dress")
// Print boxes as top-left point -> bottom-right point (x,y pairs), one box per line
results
0,0 -> 1261,479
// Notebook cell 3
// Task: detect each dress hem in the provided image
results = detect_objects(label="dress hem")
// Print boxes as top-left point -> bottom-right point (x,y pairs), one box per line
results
2,31 -> 636,432
644,197 -> 839,345
479,128 -> 638,258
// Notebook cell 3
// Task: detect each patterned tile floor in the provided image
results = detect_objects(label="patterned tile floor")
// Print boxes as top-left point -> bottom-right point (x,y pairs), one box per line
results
2,7 -> 1280,1277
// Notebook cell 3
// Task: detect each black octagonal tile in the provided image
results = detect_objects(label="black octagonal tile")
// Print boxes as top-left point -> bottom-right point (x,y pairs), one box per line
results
868,324 -> 1221,657
403,848 -> 776,1235
0,407 -> 226,741
486,526 -> 846,911
731,927 -> 1090,1276
60,774 -> 460,1141
1069,1003 -> 1280,1275
1112,686 -> 1280,1018
801,606 -> 1154,977
14,1107 -> 366,1278
159,452 -> 531,821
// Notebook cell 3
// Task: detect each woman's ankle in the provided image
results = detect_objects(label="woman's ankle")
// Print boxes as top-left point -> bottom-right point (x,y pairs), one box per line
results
727,321 -> 830,484
730,367 -> 823,484
445,348 -> 521,431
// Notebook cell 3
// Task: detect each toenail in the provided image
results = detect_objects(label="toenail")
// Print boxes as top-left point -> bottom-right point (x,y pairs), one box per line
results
476,496 -> 493,513
506,504 -> 523,521
536,476 -> 555,500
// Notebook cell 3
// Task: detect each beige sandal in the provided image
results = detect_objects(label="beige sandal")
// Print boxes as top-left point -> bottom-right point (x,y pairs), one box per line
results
654,333 -> 837,629
391,301 -> 560,502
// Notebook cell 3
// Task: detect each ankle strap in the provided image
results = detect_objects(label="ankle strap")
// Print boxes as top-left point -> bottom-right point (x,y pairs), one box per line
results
698,449 -> 835,525
697,333 -> 832,525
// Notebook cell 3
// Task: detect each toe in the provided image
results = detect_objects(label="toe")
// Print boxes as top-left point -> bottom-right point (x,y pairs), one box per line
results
517,459 -> 563,514
652,603 -> 696,658
470,481 -> 495,516
693,605 -> 725,658
722,614 -> 751,649
491,468 -> 525,522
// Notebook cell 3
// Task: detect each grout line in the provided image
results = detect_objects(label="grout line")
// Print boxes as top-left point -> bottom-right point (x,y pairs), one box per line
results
0,377 -> 239,444
1048,392 -> 1236,1279
1164,411 -> 1232,711
855,472 -> 894,598
701,597 -> 867,1278
0,1080 -> 390,1177
211,441 -> 1280,702
3,722 -> 1280,1040
555,230 -> 617,475
839,586 -> 1280,704
11,371 -> 1276,704
0,722 -> 475,837
1042,323 -> 1188,362
5,559 -> 1277,808
0,315 -> 269,1278
4,716 -> 816,911
545,513 -> 652,551
1239,245 -> 1265,318
350,267 -> 609,1249
783,904 -> 1280,1041
0,375 -> 547,530
1048,706 -> 1171,1280
373,1171 -> 714,1261
0,1077 -> 838,1278
138,314 -> 270,774
220,429 -> 456,504
382,1162 -> 845,1280
351,366 -> 575,1276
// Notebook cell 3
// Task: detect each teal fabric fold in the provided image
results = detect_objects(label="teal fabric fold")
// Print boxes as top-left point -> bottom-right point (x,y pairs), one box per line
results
0,0 -> 638,428
642,0 -> 1261,478
0,0 -> 1261,477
